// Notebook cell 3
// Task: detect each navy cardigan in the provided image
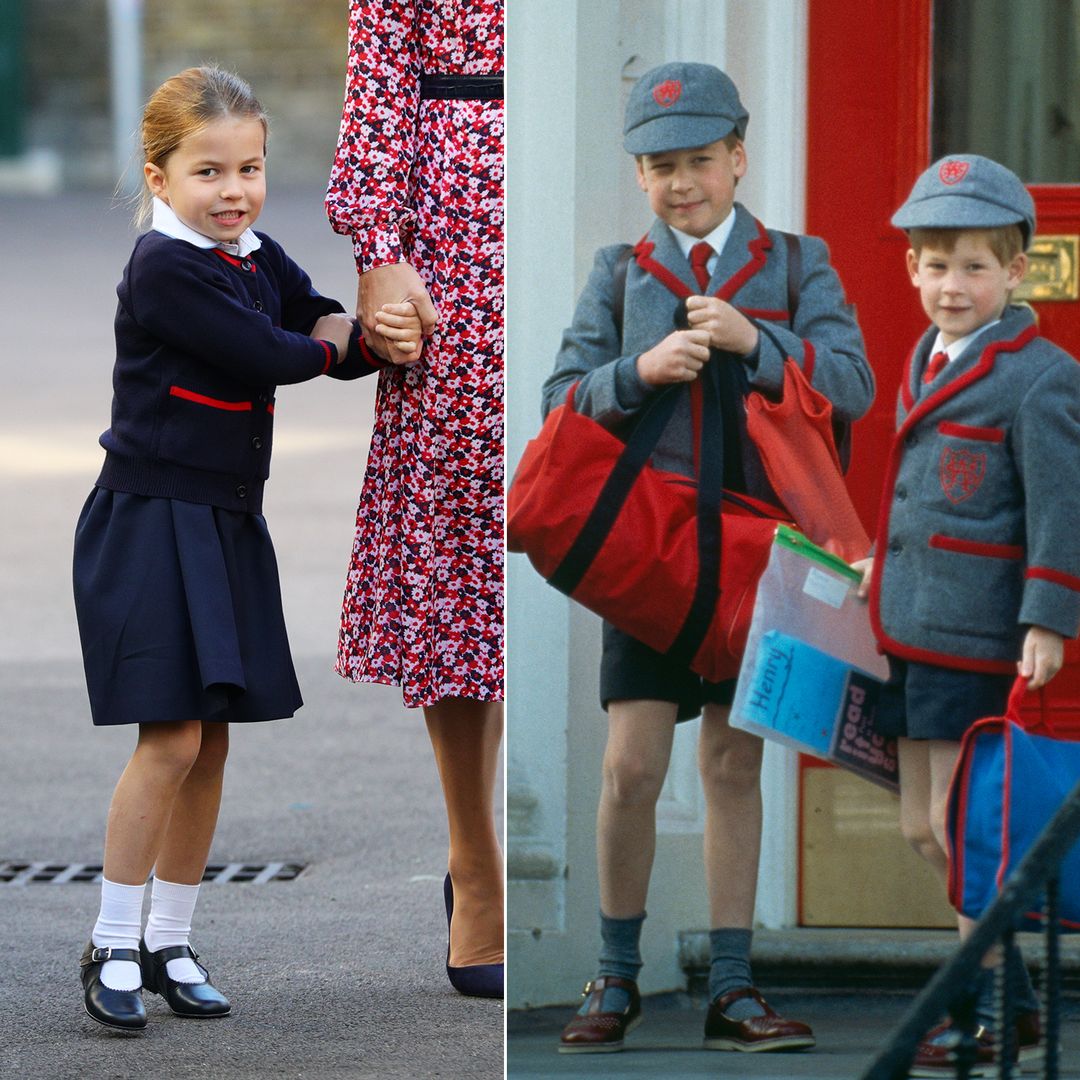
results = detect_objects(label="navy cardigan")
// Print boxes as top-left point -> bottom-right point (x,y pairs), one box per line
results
96,230 -> 384,513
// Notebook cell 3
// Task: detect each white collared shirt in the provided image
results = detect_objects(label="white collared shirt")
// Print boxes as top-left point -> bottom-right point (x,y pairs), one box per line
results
931,318 -> 1002,366
670,210 -> 737,281
151,197 -> 262,258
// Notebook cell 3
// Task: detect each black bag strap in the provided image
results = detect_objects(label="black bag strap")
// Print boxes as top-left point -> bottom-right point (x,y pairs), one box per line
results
547,372 -> 725,668
611,243 -> 634,344
781,230 -> 800,319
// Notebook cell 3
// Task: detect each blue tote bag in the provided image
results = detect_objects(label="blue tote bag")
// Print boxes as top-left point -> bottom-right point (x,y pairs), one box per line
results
946,677 -> 1080,929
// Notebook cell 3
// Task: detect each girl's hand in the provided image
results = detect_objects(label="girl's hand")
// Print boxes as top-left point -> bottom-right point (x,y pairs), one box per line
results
356,262 -> 438,359
1019,626 -> 1065,690
851,556 -> 874,600
310,313 -> 354,361
374,301 -> 424,365
686,295 -> 759,355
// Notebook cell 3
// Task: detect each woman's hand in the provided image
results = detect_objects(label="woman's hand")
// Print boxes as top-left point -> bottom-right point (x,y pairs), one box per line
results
357,262 -> 438,358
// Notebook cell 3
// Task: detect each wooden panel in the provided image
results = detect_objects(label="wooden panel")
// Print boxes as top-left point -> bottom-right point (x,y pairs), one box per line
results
801,766 -> 955,928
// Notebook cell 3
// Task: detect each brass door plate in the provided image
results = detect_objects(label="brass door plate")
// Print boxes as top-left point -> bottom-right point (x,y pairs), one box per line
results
1014,235 -> 1079,302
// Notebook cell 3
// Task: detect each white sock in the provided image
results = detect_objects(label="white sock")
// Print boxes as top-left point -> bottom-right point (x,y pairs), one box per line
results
144,878 -> 205,984
91,878 -> 145,991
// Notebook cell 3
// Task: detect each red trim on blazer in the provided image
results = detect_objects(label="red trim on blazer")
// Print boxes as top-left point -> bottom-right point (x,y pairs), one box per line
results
741,308 -> 789,321
1026,566 -> 1080,592
869,324 -> 1039,673
938,421 -> 1005,443
266,403 -> 274,414
802,339 -> 816,382
716,219 -> 773,301
317,340 -> 333,375
929,535 -> 1024,560
633,236 -> 693,297
632,217 -> 775,302
212,249 -> 257,272
169,385 -> 253,411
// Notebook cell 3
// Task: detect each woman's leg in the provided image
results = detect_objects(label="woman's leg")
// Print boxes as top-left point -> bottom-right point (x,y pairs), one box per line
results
425,697 -> 504,968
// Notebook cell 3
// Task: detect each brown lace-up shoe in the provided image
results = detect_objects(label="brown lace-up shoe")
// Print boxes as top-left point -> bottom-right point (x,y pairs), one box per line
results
703,986 -> 816,1052
558,975 -> 642,1054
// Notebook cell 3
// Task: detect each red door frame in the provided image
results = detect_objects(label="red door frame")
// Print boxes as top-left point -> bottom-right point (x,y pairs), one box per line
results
803,0 -> 1080,923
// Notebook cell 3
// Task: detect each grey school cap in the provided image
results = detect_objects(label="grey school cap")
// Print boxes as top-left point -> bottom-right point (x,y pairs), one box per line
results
892,155 -> 1036,248
623,62 -> 749,155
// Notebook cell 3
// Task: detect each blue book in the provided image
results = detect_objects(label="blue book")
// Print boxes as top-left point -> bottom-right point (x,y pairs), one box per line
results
744,630 -> 897,791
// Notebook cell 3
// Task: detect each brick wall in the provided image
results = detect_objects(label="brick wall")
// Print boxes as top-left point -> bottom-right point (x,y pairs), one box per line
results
24,0 -> 351,188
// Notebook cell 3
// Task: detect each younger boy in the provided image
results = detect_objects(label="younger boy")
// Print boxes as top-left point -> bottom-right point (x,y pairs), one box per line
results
857,154 -> 1080,1075
545,61 -> 873,1054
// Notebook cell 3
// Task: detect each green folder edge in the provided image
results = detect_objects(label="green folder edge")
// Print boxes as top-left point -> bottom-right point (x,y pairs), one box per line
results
773,524 -> 863,585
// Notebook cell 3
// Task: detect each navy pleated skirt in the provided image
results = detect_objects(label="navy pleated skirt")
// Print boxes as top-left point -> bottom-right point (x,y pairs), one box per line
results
73,489 -> 303,726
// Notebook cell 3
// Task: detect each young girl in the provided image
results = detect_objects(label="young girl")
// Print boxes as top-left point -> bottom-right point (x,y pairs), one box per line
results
75,65 -> 422,1031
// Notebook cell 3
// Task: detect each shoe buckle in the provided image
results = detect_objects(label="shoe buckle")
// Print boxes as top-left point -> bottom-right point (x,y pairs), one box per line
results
90,946 -> 112,963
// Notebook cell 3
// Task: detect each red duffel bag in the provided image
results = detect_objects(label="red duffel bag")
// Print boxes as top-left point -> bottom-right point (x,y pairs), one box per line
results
507,372 -> 789,683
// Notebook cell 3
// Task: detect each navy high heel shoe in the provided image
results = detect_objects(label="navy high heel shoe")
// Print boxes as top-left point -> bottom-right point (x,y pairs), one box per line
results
443,873 -> 504,999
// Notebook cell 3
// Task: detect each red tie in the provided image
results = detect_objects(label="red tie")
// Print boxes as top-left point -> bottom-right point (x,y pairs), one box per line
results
689,241 -> 713,292
923,350 -> 949,384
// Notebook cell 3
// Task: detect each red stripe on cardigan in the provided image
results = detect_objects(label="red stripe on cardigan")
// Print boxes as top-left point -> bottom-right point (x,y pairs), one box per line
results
1026,566 -> 1080,592
169,385 -> 253,411
938,421 -> 1005,443
318,340 -> 333,375
929,535 -> 1024,560
741,308 -> 789,320
212,249 -> 257,271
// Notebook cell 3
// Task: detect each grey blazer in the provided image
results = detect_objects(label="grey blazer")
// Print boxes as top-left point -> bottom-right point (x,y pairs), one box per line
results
542,203 -> 873,484
870,304 -> 1080,670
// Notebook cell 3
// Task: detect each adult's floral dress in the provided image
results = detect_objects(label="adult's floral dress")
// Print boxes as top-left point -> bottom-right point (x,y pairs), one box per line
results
327,0 -> 504,707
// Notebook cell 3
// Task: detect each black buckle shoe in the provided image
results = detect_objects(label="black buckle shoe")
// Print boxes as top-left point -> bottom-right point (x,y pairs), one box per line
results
139,940 -> 231,1018
80,941 -> 147,1031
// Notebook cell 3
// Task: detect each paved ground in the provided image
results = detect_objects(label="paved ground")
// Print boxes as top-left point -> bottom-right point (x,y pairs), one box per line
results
0,192 -> 503,1080
508,989 -> 1080,1079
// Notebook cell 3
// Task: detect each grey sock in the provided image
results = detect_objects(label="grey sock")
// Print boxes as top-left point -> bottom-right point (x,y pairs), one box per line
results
578,910 -> 645,1015
709,928 -> 765,1019
974,944 -> 1039,1030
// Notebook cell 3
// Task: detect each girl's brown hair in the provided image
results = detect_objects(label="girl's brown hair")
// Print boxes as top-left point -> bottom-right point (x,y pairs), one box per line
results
137,66 -> 269,224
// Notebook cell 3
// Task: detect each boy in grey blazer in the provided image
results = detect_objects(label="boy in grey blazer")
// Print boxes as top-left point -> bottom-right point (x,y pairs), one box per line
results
550,62 -> 873,1055
856,154 -> 1080,1073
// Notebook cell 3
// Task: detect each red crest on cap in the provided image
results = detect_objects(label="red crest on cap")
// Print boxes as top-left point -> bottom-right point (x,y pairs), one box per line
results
653,80 -> 682,108
939,160 -> 970,185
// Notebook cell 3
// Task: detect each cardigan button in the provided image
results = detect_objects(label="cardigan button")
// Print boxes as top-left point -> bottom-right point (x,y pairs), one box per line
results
253,300 -> 263,312
236,484 -> 248,499
241,260 -> 253,272
251,436 -> 263,450
895,486 -> 907,501
888,540 -> 902,556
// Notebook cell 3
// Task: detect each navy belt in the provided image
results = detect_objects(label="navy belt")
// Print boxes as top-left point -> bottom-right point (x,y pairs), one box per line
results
420,74 -> 503,100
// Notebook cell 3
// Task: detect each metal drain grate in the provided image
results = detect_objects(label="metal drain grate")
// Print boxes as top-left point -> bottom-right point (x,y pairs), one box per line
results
0,861 -> 306,885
